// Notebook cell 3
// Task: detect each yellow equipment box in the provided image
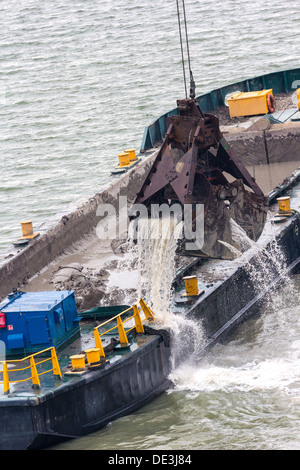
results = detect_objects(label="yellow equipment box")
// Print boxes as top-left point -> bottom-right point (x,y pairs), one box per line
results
228,89 -> 274,118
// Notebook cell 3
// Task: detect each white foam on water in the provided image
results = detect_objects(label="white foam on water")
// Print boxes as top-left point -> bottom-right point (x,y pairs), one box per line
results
170,299 -> 300,402
170,298 -> 300,400
169,213 -> 300,398
169,354 -> 300,400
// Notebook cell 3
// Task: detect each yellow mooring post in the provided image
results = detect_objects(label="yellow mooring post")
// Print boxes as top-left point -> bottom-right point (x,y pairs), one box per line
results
133,304 -> 144,333
118,152 -> 131,167
2,362 -> 9,395
183,276 -> 199,296
70,354 -> 86,371
277,196 -> 291,213
272,196 -> 294,224
117,315 -> 129,345
21,220 -> 33,237
19,220 -> 40,240
124,148 -> 137,161
85,348 -> 101,365
30,356 -> 41,389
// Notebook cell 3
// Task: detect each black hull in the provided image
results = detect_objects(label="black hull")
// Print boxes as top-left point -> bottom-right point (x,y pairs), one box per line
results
0,335 -> 172,450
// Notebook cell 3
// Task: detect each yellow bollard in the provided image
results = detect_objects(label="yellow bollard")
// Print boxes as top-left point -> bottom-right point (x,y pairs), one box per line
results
118,152 -> 131,167
70,354 -> 86,370
19,220 -> 39,240
277,196 -> 291,213
297,89 -> 300,110
85,348 -> 101,365
21,220 -> 33,237
124,148 -> 137,162
183,276 -> 199,296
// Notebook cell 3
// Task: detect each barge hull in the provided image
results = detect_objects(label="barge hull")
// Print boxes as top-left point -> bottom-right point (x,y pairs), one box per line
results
0,335 -> 171,450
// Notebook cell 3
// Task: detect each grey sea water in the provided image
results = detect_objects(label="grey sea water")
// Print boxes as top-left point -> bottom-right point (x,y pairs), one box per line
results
1,0 -> 299,254
1,0 -> 300,451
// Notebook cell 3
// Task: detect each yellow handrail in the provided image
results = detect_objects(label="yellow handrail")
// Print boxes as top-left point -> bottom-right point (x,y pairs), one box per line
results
93,298 -> 155,358
0,346 -> 62,395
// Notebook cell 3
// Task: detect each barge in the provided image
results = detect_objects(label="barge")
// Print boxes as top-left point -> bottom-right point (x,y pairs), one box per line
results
1,62 -> 300,448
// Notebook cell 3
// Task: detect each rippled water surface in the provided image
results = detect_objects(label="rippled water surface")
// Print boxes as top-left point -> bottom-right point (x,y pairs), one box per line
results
1,0 -> 299,253
1,0 -> 300,451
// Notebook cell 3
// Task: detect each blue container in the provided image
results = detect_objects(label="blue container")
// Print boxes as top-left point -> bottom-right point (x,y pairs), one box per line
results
0,290 -> 80,356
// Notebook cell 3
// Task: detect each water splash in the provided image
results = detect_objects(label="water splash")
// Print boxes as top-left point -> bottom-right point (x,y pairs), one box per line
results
217,239 -> 242,258
129,210 -> 293,378
170,213 -> 299,398
129,216 -> 205,367
129,217 -> 183,317
170,273 -> 300,402
221,215 -> 289,302
230,217 -> 256,252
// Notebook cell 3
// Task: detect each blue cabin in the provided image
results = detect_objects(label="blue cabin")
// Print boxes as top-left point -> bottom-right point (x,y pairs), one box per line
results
0,290 -> 80,356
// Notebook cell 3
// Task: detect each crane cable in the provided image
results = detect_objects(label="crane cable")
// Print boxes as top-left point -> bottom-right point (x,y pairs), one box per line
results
176,0 -> 195,99
176,0 -> 187,99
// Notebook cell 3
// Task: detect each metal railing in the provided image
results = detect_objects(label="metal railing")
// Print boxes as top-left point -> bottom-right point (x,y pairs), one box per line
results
93,298 -> 155,357
0,346 -> 62,395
